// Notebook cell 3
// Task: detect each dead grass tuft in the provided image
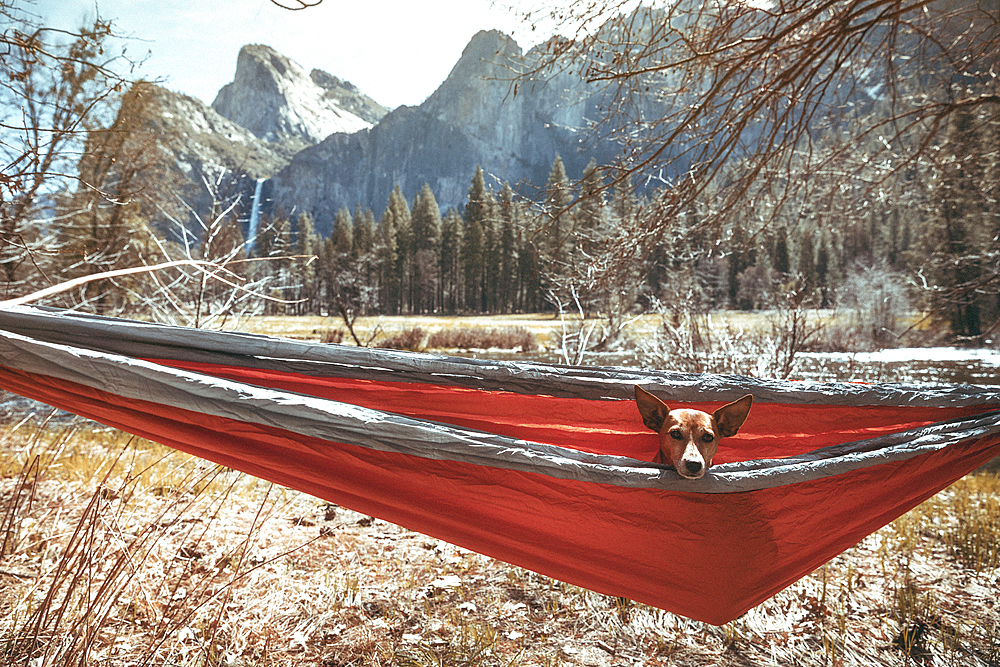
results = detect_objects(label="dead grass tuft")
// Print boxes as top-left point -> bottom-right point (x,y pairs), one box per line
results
319,328 -> 346,345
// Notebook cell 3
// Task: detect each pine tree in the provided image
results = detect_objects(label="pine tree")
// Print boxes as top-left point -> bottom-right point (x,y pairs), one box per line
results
353,205 -> 377,306
576,158 -> 605,257
797,231 -> 816,304
816,233 -> 831,308
480,191 -> 500,313
317,209 -> 351,318
411,183 -> 442,313
498,184 -> 520,313
250,213 -> 276,259
294,211 -> 319,314
573,158 -> 608,314
462,216 -> 484,313
266,214 -> 294,314
773,227 -> 791,277
353,204 -> 375,256
376,204 -> 400,314
464,166 -> 489,233
545,155 -> 573,271
726,221 -> 755,309
318,235 -> 337,316
518,240 -> 542,312
440,209 -> 464,313
463,168 -> 488,312
332,208 -> 354,258
609,177 -> 637,225
918,106 -> 995,337
386,186 -> 412,313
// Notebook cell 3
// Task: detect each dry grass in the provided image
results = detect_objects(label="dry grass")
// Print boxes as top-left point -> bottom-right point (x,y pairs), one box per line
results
1,409 -> 998,667
227,309 -> 939,361
231,313 -> 655,353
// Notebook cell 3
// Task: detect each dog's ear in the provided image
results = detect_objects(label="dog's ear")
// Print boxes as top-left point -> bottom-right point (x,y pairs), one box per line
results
714,394 -> 753,438
634,386 -> 669,432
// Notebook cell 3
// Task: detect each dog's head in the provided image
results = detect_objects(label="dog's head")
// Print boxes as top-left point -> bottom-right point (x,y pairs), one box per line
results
634,386 -> 753,479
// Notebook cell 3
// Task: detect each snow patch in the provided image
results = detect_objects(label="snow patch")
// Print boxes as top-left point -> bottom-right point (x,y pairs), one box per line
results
802,347 -> 1000,365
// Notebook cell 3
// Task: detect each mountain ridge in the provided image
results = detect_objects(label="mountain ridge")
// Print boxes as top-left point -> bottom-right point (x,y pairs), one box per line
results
120,26 -> 663,236
211,44 -> 389,145
265,29 -> 617,233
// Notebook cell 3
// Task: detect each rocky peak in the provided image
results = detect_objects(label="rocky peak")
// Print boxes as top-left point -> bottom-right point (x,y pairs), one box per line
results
424,30 -> 524,130
308,67 -> 387,126
267,29 -> 617,222
99,81 -> 290,237
211,44 -> 388,145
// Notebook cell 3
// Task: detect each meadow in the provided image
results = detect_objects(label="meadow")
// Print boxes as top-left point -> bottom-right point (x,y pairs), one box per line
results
1,314 -> 998,666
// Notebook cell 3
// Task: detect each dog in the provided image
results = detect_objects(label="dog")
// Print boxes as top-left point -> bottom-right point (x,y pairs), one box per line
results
635,386 -> 753,479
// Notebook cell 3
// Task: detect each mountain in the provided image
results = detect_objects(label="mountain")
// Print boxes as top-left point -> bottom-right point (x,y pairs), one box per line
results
123,24 -> 689,238
266,30 -> 619,233
212,44 -> 388,147
113,82 -> 291,232
131,83 -> 288,181
103,44 -> 391,236
113,33 -> 638,238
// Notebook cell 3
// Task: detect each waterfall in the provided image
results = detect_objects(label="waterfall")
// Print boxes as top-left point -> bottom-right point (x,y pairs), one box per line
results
245,178 -> 266,253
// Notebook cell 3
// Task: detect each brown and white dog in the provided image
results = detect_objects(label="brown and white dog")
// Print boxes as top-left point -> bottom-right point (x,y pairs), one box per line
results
635,386 -> 753,479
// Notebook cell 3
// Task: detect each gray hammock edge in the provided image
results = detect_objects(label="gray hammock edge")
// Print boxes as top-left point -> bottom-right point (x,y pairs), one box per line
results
3,305 -> 1000,407
2,327 -> 999,495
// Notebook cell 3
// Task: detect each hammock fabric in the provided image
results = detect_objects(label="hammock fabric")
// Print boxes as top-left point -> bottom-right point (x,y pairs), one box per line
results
1,306 -> 999,625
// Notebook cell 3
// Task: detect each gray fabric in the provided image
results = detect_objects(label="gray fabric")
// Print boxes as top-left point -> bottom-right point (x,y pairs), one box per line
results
3,324 -> 999,494
3,305 -> 1000,406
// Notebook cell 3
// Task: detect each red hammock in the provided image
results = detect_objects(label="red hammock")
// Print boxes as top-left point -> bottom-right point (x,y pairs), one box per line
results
1,305 -> 998,625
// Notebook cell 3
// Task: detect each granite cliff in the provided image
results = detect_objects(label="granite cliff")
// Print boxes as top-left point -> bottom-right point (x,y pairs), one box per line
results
120,29 -> 662,238
110,82 -> 288,232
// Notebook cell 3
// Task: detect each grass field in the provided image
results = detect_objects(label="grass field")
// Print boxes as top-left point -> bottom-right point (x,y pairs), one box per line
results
227,311 -> 832,349
229,312 -> 628,350
1,313 -> 998,666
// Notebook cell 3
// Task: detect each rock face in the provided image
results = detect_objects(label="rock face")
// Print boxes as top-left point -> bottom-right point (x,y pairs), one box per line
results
136,83 -> 287,181
120,82 -> 290,231
110,45 -> 391,235
212,44 -> 388,145
129,32 -> 653,239
267,30 -> 620,232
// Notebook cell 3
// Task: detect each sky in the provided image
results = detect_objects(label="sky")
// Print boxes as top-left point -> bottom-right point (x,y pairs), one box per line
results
36,0 -> 552,110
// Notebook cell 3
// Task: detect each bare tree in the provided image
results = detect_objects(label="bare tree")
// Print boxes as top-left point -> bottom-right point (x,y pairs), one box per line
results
1,3 -> 131,296
140,167 -> 286,329
512,0 -> 999,329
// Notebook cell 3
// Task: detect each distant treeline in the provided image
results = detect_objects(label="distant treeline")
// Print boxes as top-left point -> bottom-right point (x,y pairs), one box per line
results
237,106 -> 999,343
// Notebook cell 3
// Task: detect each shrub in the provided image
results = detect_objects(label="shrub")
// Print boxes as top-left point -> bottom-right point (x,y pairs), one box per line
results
320,328 -> 345,344
378,327 -> 426,351
426,327 -> 537,351
837,262 -> 911,348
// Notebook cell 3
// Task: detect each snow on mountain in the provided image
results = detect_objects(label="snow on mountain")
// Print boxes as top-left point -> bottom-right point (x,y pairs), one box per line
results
212,44 -> 388,145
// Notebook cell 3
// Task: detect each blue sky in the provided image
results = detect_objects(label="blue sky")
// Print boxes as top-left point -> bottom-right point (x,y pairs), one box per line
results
37,0 -> 545,109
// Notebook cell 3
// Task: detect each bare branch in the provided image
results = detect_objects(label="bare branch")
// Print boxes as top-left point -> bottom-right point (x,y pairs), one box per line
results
269,0 -> 322,9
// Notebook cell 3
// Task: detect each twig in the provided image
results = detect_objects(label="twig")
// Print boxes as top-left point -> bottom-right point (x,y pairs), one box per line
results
0,259 -> 309,309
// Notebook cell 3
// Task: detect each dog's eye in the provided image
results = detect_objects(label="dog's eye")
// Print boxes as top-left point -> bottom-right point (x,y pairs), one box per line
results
701,433 -> 715,443
669,430 -> 683,440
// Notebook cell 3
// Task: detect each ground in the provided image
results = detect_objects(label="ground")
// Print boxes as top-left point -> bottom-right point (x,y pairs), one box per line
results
1,420 -> 998,667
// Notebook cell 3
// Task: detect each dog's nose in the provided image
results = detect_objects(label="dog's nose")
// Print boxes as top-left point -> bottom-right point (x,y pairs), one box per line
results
684,460 -> 703,475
